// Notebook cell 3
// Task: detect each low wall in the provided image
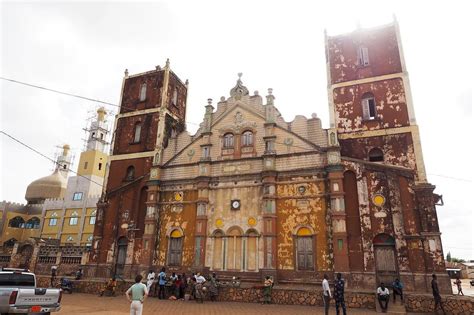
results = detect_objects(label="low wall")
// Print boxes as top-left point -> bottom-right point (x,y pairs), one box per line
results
405,293 -> 474,315
37,276 -> 374,309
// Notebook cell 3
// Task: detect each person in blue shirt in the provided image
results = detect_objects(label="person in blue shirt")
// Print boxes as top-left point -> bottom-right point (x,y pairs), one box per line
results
392,278 -> 404,303
158,267 -> 167,300
334,273 -> 347,315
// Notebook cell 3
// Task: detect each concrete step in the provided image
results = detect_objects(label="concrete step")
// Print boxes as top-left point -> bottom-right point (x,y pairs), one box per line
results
375,298 -> 406,314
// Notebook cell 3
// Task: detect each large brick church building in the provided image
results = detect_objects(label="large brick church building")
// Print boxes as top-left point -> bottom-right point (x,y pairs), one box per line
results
87,20 -> 449,293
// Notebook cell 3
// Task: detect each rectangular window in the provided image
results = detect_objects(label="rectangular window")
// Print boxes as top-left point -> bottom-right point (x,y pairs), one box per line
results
98,163 -> 102,170
358,47 -> 369,66
194,237 -> 201,266
139,84 -> 147,101
69,217 -> 78,226
362,97 -> 377,120
89,216 -> 96,225
338,239 -> 343,250
202,146 -> 210,158
265,141 -> 274,152
49,218 -> 57,226
133,124 -> 141,143
72,192 -> 83,201
84,162 -> 88,169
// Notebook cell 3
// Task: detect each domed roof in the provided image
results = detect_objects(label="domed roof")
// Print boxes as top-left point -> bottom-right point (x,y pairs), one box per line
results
25,169 -> 67,203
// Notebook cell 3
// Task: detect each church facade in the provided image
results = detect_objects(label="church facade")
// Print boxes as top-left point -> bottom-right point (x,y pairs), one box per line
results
88,20 -> 449,293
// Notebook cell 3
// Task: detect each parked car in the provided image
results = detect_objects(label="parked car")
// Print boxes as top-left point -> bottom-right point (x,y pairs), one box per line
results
0,268 -> 62,314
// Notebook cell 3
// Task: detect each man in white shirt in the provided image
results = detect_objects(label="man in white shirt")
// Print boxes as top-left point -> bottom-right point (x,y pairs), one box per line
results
146,270 -> 155,292
322,274 -> 332,315
377,282 -> 390,313
195,273 -> 206,303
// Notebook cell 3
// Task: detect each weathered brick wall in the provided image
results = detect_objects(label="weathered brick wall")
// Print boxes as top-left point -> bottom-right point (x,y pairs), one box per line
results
405,293 -> 474,314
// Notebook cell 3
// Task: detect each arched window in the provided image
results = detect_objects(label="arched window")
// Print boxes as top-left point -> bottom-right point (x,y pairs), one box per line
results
241,130 -> 253,146
223,133 -> 234,148
245,229 -> 259,271
133,122 -> 141,143
226,226 -> 243,270
212,230 -> 224,270
172,88 -> 178,106
368,147 -> 384,162
168,229 -> 183,266
126,166 -> 135,180
139,83 -> 147,101
361,93 -> 377,120
25,217 -> 40,229
295,227 -> 314,271
8,216 -> 25,228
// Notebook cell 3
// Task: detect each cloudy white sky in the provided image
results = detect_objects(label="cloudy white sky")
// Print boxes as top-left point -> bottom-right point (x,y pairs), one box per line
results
0,1 -> 472,259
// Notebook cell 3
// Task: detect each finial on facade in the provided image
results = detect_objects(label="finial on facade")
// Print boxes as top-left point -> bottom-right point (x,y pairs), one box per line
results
311,113 -> 318,119
185,79 -> 189,86
124,69 -> 129,77
266,88 -> 275,105
238,72 -> 243,80
230,72 -> 249,99
165,58 -> 170,69
220,96 -> 225,102
62,144 -> 70,156
155,65 -> 162,71
254,90 -> 259,96
207,98 -> 213,106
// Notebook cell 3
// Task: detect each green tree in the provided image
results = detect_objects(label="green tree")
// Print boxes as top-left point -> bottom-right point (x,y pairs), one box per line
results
447,252 -> 452,262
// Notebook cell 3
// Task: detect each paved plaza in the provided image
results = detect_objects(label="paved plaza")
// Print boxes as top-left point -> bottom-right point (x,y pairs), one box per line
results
58,293 -> 379,314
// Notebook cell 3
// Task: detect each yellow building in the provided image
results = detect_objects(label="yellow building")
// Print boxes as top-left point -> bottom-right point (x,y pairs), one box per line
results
40,107 -> 109,246
0,144 -> 72,246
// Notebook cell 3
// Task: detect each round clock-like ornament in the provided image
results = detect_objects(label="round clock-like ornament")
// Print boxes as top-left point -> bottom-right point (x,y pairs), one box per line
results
372,194 -> 385,207
174,191 -> 183,201
231,199 -> 241,210
216,218 -> 224,228
248,217 -> 257,227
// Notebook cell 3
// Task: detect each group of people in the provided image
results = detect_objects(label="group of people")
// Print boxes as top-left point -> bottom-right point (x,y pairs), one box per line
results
144,268 -> 219,303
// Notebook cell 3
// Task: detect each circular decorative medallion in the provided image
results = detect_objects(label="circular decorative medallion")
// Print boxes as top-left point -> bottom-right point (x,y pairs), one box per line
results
174,191 -> 183,201
372,194 -> 385,207
215,218 -> 224,228
297,185 -> 306,195
248,217 -> 257,227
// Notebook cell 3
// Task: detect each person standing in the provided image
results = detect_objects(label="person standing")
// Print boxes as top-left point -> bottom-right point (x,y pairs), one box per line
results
262,275 -> 273,305
195,272 -> 206,303
50,265 -> 58,287
392,278 -> 404,302
432,274 -> 446,314
454,277 -> 464,296
126,275 -> 148,315
209,273 -> 219,302
377,282 -> 390,313
158,267 -> 167,300
322,274 -> 332,315
146,270 -> 155,293
334,273 -> 346,315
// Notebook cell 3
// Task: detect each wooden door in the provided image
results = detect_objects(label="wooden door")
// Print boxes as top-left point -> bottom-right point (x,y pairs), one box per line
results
297,236 -> 314,271
375,246 -> 397,286
116,238 -> 128,275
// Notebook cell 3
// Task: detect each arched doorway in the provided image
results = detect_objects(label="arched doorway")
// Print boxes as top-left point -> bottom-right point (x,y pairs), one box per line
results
19,244 -> 33,269
373,233 -> 398,286
116,237 -> 128,276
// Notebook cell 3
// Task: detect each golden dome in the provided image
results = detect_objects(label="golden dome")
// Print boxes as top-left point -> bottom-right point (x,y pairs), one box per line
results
25,169 -> 67,203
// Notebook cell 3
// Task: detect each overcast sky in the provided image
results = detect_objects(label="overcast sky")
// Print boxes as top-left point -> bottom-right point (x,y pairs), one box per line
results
0,1 -> 472,259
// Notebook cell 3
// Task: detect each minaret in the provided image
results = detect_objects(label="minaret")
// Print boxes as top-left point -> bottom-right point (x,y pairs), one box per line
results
57,144 -> 72,177
86,107 -> 109,153
76,107 -> 109,195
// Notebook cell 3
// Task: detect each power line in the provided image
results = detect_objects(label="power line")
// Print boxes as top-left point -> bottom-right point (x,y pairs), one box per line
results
0,76 -> 202,126
0,76 -> 118,107
1,130 -> 105,188
427,173 -> 472,183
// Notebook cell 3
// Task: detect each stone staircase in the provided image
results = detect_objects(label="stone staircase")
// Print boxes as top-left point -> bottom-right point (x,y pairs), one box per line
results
375,297 -> 407,314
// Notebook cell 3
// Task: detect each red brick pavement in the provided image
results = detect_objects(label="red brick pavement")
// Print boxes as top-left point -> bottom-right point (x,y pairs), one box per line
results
58,293 -> 378,314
